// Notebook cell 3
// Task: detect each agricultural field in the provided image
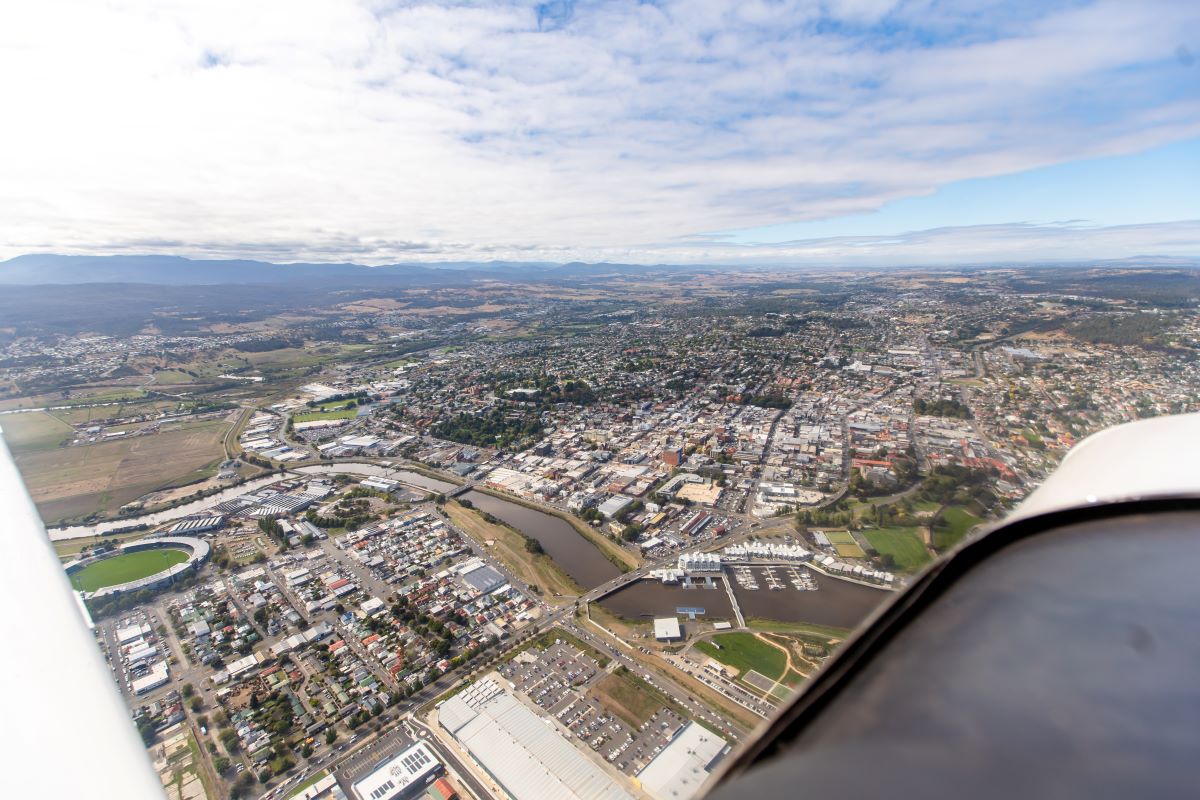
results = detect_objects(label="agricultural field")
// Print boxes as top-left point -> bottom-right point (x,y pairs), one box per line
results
13,417 -> 233,524
824,529 -> 866,558
0,386 -> 149,412
0,410 -> 73,452
150,369 -> 196,385
69,548 -> 189,592
862,526 -> 932,572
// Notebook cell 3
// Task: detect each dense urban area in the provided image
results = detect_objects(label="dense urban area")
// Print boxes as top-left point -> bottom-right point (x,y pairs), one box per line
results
2,261 -> 1197,800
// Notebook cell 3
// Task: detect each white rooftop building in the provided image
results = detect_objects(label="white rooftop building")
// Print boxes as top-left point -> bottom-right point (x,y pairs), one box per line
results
440,679 -> 633,800
350,742 -> 441,800
654,617 -> 682,641
636,721 -> 729,800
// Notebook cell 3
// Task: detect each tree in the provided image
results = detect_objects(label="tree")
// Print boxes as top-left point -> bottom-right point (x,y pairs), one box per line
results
214,757 -> 231,774
219,728 -> 240,753
325,729 -> 337,745
136,718 -> 157,746
181,683 -> 194,698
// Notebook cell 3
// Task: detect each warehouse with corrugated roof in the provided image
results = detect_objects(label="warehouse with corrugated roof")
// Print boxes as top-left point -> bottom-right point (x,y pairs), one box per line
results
439,679 -> 633,800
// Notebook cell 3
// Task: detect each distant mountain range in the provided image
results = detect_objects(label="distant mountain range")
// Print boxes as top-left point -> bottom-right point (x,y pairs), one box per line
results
0,254 -> 716,287
0,253 -> 1195,287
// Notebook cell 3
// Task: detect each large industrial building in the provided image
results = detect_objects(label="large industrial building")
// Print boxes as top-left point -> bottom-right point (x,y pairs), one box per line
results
351,742 -> 443,800
439,679 -> 633,800
635,722 -> 729,800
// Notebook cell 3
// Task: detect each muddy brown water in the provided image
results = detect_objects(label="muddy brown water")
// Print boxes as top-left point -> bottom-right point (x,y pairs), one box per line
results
462,490 -> 621,589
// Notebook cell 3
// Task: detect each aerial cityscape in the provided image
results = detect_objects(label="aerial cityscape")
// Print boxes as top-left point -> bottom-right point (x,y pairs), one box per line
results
1,257 -> 1196,800
2,0 -> 1198,797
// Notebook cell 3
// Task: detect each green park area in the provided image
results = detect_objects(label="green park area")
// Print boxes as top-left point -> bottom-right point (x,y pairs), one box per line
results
862,526 -> 931,572
70,549 -> 190,592
933,506 -> 983,551
694,632 -> 786,682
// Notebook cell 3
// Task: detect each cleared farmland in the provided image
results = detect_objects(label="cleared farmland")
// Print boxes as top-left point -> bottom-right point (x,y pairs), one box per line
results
0,411 -> 74,452
13,418 -> 232,524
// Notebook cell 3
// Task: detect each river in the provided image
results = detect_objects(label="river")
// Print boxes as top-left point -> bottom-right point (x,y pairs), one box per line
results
599,578 -> 735,620
729,566 -> 890,629
601,566 -> 890,630
46,473 -> 287,542
461,489 -> 620,589
46,462 -> 458,542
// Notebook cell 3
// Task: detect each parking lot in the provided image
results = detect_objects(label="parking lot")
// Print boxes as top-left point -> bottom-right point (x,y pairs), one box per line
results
498,640 -> 694,777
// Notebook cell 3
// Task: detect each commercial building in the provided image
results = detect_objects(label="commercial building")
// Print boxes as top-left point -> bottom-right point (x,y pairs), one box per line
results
293,774 -> 348,800
166,515 -> 225,535
131,661 -> 170,696
598,495 -> 634,519
440,679 -> 633,800
635,722 -> 729,800
653,617 -> 682,641
351,742 -> 443,800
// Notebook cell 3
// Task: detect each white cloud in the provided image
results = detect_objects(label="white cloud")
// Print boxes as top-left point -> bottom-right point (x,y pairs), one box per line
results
0,0 -> 1197,265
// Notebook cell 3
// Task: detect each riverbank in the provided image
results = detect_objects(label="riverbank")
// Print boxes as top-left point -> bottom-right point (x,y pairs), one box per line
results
444,501 -> 583,602
471,486 -> 640,573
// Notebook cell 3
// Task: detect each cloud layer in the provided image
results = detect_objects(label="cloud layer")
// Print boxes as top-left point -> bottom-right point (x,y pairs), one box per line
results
1,0 -> 1197,265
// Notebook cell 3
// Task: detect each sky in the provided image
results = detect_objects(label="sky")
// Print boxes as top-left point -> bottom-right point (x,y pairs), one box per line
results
0,0 -> 1197,267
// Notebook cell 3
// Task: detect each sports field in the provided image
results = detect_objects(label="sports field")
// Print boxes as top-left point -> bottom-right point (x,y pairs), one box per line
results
70,549 -> 189,592
292,408 -> 358,423
824,530 -> 866,558
862,526 -> 931,572
933,506 -> 983,551
694,632 -> 787,681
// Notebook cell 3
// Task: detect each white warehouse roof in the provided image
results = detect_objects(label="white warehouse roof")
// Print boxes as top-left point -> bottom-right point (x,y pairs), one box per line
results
636,721 -> 729,800
654,617 -> 682,640
440,680 -> 633,800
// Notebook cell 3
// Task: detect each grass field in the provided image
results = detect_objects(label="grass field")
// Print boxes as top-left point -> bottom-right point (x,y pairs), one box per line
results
292,408 -> 358,423
151,370 -> 196,385
862,526 -> 932,572
69,548 -> 189,591
0,411 -> 74,452
694,632 -> 787,681
590,668 -> 673,727
14,418 -> 231,524
824,530 -> 866,558
934,506 -> 983,551
445,501 -> 583,601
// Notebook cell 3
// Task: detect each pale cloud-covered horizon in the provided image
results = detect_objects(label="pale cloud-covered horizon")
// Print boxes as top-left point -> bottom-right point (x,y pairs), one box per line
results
1,0 -> 1197,266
